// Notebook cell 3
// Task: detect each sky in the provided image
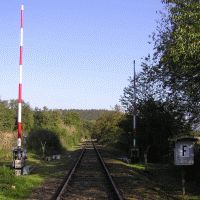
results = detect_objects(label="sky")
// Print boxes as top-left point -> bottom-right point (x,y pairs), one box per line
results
0,0 -> 164,110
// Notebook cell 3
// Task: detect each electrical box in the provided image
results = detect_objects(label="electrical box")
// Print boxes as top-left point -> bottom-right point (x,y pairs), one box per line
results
12,147 -> 26,175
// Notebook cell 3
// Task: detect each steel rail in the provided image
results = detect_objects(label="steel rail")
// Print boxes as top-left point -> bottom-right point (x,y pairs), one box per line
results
53,141 -> 123,200
54,147 -> 86,200
93,143 -> 123,200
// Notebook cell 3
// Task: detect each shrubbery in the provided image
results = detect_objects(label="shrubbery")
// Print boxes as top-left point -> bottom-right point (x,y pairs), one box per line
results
27,129 -> 63,156
27,109 -> 90,154
93,111 -> 124,146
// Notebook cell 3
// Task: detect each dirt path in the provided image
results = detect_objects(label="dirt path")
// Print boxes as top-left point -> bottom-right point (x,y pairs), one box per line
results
26,150 -> 81,200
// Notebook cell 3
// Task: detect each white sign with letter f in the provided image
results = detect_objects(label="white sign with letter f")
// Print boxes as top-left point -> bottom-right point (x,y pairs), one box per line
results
174,141 -> 194,165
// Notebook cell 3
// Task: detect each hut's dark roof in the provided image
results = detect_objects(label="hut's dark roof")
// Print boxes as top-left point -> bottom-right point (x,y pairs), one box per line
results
169,135 -> 199,142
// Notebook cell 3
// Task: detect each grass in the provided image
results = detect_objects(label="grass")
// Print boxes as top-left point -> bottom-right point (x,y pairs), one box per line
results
0,147 -> 81,200
0,166 -> 43,200
0,149 -> 12,161
0,128 -> 84,200
102,146 -> 200,200
128,162 -> 200,199
126,163 -> 146,170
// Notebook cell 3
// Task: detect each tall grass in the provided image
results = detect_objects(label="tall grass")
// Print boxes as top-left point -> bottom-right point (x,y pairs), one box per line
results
0,132 -> 16,161
0,166 -> 43,200
0,149 -> 12,161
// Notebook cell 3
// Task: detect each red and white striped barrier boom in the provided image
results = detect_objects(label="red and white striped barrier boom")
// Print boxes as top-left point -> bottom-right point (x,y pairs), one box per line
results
17,5 -> 24,147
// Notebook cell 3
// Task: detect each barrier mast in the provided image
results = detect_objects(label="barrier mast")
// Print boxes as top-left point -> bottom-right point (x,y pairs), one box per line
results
17,4 -> 24,147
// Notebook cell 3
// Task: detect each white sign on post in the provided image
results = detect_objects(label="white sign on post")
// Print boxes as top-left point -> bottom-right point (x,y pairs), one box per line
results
174,141 -> 194,165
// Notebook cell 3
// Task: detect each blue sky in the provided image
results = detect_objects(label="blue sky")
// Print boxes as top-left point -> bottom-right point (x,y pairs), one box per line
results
0,0 -> 164,109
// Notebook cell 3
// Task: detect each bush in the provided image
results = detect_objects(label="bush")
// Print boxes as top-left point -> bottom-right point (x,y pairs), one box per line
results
27,129 -> 63,156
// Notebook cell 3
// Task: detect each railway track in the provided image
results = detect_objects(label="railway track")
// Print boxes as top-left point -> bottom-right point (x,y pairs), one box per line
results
53,141 -> 123,200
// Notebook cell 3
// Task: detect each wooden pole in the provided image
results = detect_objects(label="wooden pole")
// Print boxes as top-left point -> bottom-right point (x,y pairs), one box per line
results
181,167 -> 185,196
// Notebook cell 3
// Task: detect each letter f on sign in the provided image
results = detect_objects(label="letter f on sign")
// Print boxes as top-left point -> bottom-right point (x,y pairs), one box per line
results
182,145 -> 187,156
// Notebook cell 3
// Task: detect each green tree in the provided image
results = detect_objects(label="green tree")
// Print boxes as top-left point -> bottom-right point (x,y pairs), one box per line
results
0,101 -> 15,131
149,0 -> 200,122
137,98 -> 189,162
22,103 -> 34,132
63,111 -> 81,126
120,67 -> 191,161
33,107 -> 50,129
93,111 -> 124,145
2,99 -> 34,132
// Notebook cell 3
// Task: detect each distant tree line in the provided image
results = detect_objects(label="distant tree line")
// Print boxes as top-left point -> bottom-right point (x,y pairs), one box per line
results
0,100 -> 111,133
62,109 -> 114,121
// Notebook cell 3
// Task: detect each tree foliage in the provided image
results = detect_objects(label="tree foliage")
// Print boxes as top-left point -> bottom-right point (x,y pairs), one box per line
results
93,111 -> 124,145
0,100 -> 15,131
22,103 -> 34,132
62,109 -> 113,121
150,0 -> 200,122
0,99 -> 94,152
137,98 -> 189,161
0,99 -> 34,132
63,111 -> 81,126
119,0 -> 199,162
